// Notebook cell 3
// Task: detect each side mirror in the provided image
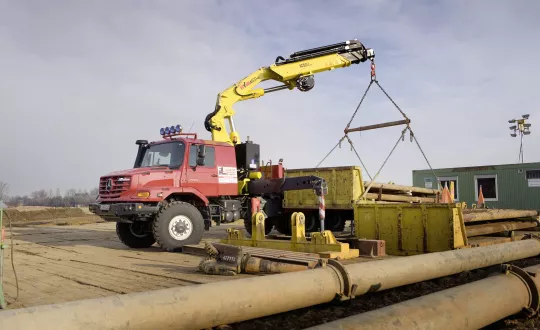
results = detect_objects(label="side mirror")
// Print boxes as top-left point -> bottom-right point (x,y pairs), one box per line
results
196,145 -> 207,166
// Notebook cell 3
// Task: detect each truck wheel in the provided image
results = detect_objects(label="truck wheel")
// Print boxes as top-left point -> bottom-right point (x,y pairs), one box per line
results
275,212 -> 320,235
116,222 -> 156,248
274,215 -> 292,236
326,213 -> 346,232
153,201 -> 204,252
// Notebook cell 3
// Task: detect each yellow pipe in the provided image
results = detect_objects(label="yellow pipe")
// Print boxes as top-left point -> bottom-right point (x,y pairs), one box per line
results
1,239 -> 539,329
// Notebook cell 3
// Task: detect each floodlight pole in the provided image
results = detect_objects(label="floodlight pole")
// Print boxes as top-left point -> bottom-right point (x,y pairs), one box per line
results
519,132 -> 524,164
508,114 -> 531,164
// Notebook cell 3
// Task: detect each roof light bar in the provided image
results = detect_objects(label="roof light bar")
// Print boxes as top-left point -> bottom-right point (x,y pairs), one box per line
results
160,124 -> 184,137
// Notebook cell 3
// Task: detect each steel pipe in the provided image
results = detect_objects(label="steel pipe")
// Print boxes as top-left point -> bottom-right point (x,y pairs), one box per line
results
307,264 -> 540,330
364,192 -> 436,203
343,236 -> 540,296
344,119 -> 410,133
1,239 -> 540,330
463,209 -> 538,223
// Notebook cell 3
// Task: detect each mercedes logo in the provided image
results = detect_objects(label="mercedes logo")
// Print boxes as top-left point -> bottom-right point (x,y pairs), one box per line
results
105,178 -> 113,191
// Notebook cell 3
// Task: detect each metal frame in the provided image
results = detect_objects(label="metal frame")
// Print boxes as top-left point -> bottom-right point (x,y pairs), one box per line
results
474,174 -> 499,202
221,211 -> 359,259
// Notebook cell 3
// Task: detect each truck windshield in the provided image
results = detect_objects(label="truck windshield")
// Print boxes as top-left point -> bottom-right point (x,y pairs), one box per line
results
138,142 -> 185,168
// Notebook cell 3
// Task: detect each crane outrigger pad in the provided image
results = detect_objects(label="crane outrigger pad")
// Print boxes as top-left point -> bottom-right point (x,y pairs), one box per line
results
221,212 -> 359,260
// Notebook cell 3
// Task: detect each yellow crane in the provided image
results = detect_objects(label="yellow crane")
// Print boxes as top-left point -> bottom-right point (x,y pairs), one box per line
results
205,39 -> 375,145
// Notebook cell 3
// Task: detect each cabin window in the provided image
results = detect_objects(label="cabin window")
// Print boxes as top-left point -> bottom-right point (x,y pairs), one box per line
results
439,176 -> 458,201
526,169 -> 540,187
474,174 -> 498,201
189,145 -> 216,167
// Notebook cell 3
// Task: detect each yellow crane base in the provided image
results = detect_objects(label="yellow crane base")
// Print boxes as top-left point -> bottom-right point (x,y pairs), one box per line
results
221,212 -> 359,260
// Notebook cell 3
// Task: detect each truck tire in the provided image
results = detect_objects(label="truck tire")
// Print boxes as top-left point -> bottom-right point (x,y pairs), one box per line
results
116,222 -> 156,248
326,213 -> 346,232
274,215 -> 292,236
152,201 -> 204,252
274,211 -> 321,236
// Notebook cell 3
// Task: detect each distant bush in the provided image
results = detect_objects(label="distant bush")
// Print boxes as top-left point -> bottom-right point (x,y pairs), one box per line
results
5,187 -> 99,207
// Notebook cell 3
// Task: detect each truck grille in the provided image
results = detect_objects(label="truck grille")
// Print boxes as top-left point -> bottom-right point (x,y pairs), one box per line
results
99,176 -> 131,199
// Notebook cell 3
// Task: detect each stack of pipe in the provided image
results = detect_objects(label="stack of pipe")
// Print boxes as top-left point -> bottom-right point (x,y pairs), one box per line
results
464,209 -> 539,237
363,181 -> 440,203
307,263 -> 540,330
1,238 -> 540,329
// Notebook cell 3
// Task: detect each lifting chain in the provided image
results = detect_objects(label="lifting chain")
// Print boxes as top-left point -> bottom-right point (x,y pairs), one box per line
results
316,58 -> 442,191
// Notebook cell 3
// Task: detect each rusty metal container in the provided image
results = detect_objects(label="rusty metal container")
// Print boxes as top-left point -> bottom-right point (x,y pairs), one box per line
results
283,166 -> 365,210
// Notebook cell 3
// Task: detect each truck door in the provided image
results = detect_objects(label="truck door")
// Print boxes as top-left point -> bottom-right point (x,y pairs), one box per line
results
186,144 -> 219,197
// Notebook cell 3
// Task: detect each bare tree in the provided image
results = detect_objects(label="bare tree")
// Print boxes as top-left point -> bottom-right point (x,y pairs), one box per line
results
0,181 -> 9,201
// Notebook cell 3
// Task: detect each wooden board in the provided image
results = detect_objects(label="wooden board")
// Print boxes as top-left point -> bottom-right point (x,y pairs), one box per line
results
183,243 -> 323,268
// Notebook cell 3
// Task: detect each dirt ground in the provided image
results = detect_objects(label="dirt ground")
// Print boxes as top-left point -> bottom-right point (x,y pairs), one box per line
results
0,217 -> 251,310
2,217 -> 540,329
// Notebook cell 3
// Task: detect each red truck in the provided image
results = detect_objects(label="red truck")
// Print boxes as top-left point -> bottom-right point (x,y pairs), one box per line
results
89,40 -> 374,251
89,130 -> 326,251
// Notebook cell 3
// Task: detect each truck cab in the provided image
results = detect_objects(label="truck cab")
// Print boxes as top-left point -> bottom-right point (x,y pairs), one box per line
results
89,125 -> 249,251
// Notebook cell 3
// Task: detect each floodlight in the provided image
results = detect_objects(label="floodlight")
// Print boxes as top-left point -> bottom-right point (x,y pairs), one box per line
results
522,114 -> 530,119
509,125 -> 516,130
509,119 -> 516,123
510,133 -> 517,137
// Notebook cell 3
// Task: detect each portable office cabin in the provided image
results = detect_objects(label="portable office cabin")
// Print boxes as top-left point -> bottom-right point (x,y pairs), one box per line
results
412,162 -> 540,210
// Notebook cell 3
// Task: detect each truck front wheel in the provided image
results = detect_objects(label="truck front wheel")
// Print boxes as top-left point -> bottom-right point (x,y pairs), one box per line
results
116,222 -> 156,248
153,201 -> 204,252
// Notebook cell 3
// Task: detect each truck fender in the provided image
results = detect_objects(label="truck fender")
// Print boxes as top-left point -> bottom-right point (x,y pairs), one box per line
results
162,188 -> 210,206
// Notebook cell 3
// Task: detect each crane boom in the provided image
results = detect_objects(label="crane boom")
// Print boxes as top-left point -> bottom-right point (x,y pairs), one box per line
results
205,39 -> 375,145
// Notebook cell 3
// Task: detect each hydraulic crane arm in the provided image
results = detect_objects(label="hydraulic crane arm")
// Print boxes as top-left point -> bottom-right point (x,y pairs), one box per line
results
205,39 -> 375,145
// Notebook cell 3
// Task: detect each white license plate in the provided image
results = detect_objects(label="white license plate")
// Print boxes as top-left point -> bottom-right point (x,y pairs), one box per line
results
100,204 -> 110,211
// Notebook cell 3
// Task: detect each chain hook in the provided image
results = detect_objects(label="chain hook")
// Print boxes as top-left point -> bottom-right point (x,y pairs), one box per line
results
400,126 -> 408,142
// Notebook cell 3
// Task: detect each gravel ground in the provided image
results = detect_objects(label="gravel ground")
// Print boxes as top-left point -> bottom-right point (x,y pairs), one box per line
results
228,256 -> 540,330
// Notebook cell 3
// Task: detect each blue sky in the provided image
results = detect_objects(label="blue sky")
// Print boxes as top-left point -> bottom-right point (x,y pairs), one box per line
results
1,0 -> 539,195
